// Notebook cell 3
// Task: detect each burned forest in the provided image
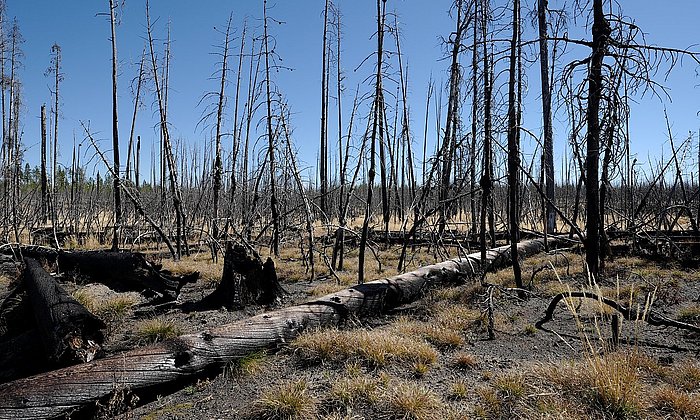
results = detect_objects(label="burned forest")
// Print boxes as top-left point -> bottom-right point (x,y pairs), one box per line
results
1,0 -> 700,419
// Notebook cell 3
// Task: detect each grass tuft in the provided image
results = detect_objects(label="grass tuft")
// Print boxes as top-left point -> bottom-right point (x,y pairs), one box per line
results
292,328 -> 437,369
255,379 -> 316,420
383,381 -> 444,420
135,318 -> 182,344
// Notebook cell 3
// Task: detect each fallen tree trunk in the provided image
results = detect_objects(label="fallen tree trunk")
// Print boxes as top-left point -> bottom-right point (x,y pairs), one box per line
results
6,247 -> 198,301
23,258 -> 106,366
0,236 -> 571,419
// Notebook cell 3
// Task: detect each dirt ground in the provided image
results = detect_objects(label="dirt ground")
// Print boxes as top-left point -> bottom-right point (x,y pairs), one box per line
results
1,242 -> 700,419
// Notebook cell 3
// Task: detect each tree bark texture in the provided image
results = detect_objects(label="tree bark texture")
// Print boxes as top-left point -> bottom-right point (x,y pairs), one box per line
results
0,236 -> 571,419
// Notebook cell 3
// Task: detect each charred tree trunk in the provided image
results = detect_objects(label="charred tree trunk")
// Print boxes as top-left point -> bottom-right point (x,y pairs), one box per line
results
0,236 -> 571,419
40,104 -> 48,224
538,0 -> 556,236
212,15 -> 232,242
584,0 -> 610,280
319,0 -> 330,218
263,0 -> 281,256
23,258 -> 105,366
109,0 -> 123,251
506,0 -> 523,291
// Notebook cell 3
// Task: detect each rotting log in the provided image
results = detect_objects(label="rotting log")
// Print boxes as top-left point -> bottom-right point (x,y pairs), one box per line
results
23,258 -> 106,366
6,247 -> 198,301
0,236 -> 572,419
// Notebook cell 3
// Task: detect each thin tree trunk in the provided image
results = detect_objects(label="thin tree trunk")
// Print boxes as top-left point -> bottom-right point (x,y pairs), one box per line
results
584,0 -> 609,279
319,0 -> 330,218
263,0 -> 280,256
109,0 -> 122,252
506,0 -> 523,291
212,15 -> 232,242
41,104 -> 48,224
359,0 -> 386,284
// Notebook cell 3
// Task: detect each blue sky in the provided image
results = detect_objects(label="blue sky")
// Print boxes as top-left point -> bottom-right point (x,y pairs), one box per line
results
6,0 -> 700,183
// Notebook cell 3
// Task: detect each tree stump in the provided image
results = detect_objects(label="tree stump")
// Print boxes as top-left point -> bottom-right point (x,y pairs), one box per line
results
201,242 -> 285,310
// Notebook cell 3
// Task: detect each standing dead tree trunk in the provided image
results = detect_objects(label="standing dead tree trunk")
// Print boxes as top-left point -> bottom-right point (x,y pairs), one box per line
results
480,0 -> 495,262
200,241 -> 283,310
359,0 -> 387,284
109,0 -> 123,251
584,0 -> 610,280
0,236 -> 571,419
538,0 -> 556,237
263,0 -> 281,256
438,0 -> 467,237
125,48 -> 145,185
506,0 -> 523,291
40,104 -> 48,224
146,1 -> 188,259
319,0 -> 330,219
212,15 -> 232,243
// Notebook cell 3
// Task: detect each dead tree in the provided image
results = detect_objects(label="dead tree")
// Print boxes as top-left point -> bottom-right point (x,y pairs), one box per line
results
538,0 -> 556,236
211,14 -> 233,242
506,0 -> 523,291
319,0 -> 330,218
480,0 -> 495,262
146,0 -> 188,259
108,0 -> 123,251
40,104 -> 48,224
201,241 -> 283,310
438,0 -> 467,236
125,47 -> 146,184
262,0 -> 281,256
359,0 -> 387,284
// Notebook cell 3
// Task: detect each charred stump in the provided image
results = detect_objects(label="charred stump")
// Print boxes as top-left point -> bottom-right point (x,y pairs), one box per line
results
201,242 -> 285,310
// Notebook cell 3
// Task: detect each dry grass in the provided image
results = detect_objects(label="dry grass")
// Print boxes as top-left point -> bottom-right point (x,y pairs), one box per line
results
382,380 -> 445,420
330,374 -> 384,407
664,361 -> 700,392
72,289 -> 138,325
135,318 -> 182,344
538,351 -> 646,418
452,352 -> 478,370
254,379 -> 317,420
394,318 -> 464,349
308,282 -> 347,297
651,385 -> 700,418
162,253 -> 222,287
676,304 -> 700,324
292,328 -> 438,369
449,380 -> 469,400
226,351 -> 267,378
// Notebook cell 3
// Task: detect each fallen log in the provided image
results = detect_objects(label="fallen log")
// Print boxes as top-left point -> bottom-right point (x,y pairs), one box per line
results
0,236 -> 570,419
23,258 -> 106,366
6,247 -> 198,301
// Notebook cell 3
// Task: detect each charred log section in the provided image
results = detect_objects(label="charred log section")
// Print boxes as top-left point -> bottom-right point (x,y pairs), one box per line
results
24,258 -> 105,366
8,247 -> 198,301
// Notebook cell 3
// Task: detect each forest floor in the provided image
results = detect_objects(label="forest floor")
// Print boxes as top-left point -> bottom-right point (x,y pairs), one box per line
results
2,240 -> 700,419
